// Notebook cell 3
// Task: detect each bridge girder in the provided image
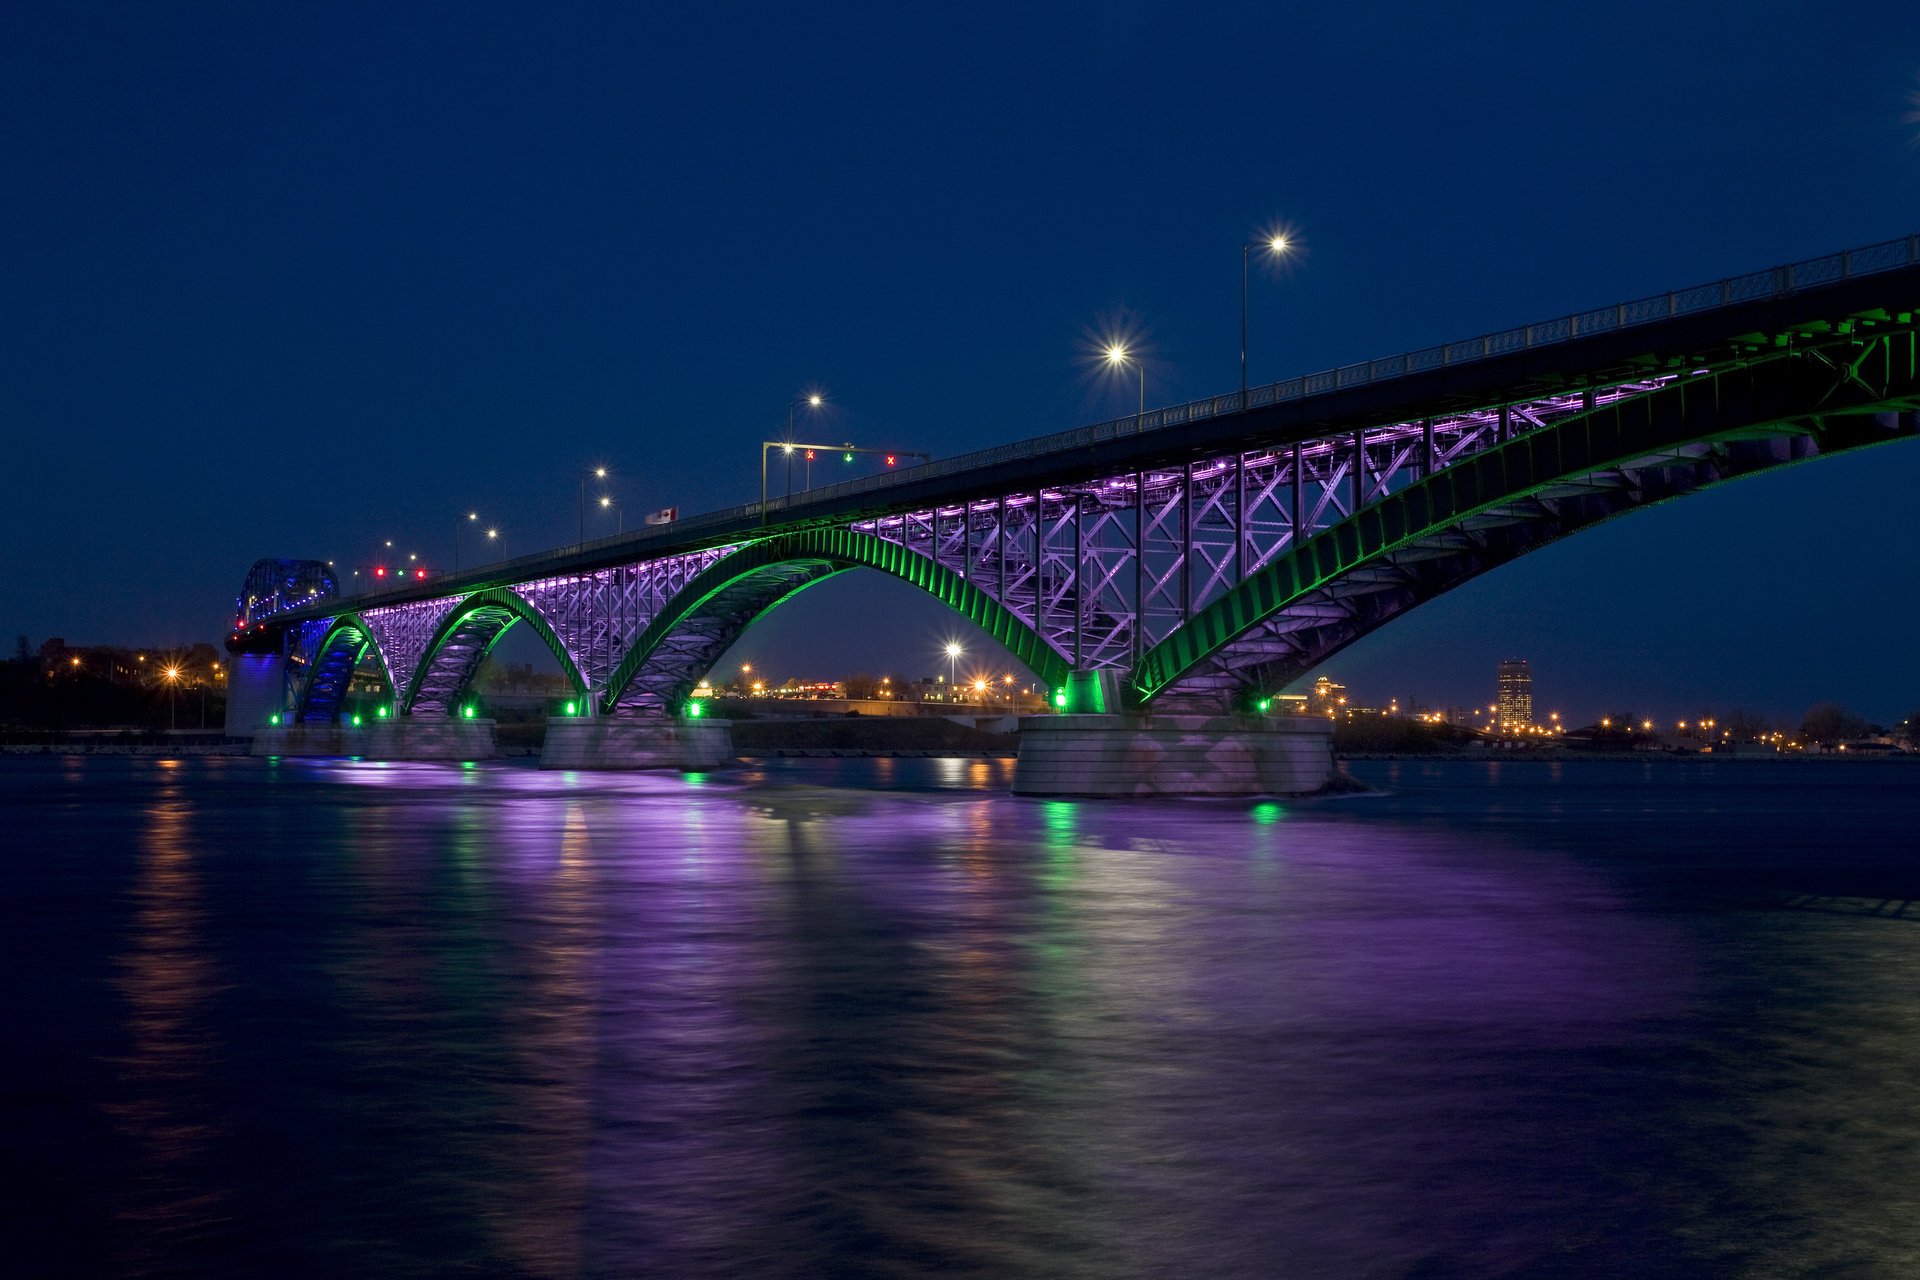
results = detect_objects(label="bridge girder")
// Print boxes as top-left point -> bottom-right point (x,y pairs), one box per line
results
1133,333 -> 1920,705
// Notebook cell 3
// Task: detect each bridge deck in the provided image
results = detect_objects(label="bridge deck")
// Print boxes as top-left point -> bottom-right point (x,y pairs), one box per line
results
271,235 -> 1920,627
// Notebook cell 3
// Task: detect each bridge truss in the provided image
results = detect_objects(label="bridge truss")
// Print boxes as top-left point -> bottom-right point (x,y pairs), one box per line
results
253,244 -> 1920,724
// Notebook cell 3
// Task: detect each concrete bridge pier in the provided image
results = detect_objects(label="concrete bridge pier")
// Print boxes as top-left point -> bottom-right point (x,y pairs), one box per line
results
540,716 -> 735,771
1013,712 -> 1336,797
250,717 -> 498,761
224,651 -> 287,739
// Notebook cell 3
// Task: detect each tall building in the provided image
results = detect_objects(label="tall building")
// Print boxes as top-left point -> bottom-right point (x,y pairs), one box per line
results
1496,659 -> 1533,730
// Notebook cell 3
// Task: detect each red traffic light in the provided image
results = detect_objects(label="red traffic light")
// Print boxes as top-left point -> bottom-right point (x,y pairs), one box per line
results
884,454 -> 896,467
804,449 -> 816,462
374,566 -> 387,578
415,568 -> 427,580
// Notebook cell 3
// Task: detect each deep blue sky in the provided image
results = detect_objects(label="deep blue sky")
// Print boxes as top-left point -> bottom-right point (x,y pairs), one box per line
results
5,2 -> 1919,723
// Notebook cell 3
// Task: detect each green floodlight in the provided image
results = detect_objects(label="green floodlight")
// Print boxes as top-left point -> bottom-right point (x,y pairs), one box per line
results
462,705 -> 475,719
351,713 -> 362,726
1053,691 -> 1068,709
1257,698 -> 1272,713
268,713 -> 281,726
686,700 -> 704,718
564,700 -> 577,716
376,705 -> 389,719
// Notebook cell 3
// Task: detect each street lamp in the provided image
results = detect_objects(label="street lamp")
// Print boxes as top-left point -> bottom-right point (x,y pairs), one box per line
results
455,511 -> 479,572
1242,232 -> 1292,397
944,642 -> 962,697
163,665 -> 181,731
580,466 -> 608,543
761,393 -> 825,519
598,493 -> 623,534
1104,343 -> 1144,420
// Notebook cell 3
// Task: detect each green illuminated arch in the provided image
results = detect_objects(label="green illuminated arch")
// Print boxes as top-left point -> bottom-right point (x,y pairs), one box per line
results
295,612 -> 397,720
401,587 -> 589,716
599,528 -> 1072,714
1133,344 -> 1920,703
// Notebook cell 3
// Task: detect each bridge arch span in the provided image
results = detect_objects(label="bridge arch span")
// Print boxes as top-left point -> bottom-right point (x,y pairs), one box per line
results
402,588 -> 590,716
1136,347 -> 1920,706
599,528 -> 1073,715
295,613 -> 399,721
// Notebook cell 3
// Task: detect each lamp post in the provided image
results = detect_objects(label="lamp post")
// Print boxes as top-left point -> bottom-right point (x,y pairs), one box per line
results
580,466 -> 608,543
1242,232 -> 1291,398
598,493 -> 623,534
455,511 -> 480,572
761,394 -> 824,517
944,642 -> 962,699
485,527 -> 501,562
1104,343 -> 1144,421
163,665 -> 181,731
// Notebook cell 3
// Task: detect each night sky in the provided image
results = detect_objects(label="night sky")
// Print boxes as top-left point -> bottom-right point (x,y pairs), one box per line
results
6,2 -> 1919,723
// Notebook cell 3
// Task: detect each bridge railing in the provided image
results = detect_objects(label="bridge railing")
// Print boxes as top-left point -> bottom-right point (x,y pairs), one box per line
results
316,232 -> 1920,613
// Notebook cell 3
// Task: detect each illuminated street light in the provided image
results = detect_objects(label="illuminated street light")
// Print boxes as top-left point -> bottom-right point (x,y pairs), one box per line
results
944,641 -> 963,694
455,511 -> 481,572
598,492 -> 623,534
580,466 -> 610,543
162,665 -> 181,731
761,393 -> 827,518
1242,230 -> 1294,396
1104,342 -> 1144,419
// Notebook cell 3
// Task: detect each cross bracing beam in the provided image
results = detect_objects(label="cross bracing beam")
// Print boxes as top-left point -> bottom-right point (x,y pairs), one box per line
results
599,528 -> 1073,716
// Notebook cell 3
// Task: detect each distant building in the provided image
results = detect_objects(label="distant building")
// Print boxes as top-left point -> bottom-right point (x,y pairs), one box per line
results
1496,658 -> 1533,730
1309,676 -> 1349,718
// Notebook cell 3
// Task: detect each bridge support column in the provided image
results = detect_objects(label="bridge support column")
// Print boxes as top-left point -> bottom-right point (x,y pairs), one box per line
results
541,716 -> 735,771
1013,712 -> 1335,797
250,717 -> 497,760
224,651 -> 288,739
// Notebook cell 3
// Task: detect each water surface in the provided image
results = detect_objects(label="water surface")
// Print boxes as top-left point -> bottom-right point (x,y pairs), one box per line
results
5,755 -> 1918,1277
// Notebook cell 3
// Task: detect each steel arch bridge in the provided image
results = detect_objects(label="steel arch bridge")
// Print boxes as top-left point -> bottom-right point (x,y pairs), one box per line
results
234,235 -> 1920,725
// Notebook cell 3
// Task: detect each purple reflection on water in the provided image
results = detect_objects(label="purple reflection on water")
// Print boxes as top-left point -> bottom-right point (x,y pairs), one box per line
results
8,756 -> 1919,1276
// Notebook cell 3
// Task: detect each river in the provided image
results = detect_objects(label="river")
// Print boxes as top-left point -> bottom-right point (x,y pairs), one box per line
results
4,755 -> 1918,1277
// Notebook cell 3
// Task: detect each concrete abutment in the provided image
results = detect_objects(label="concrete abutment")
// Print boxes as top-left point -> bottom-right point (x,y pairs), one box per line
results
540,717 -> 736,771
1012,713 -> 1336,797
250,717 -> 499,761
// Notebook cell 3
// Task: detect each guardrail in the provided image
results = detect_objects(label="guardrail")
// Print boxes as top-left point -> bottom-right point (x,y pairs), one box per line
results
308,232 -> 1920,615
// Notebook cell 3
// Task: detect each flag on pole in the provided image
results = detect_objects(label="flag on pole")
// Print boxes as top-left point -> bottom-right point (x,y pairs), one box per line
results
644,507 -> 678,526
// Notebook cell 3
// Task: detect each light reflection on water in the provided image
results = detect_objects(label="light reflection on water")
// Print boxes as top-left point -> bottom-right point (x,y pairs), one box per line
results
4,755 -> 1920,1277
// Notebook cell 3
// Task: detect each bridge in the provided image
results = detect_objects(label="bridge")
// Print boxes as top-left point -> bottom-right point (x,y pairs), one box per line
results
229,234 -> 1920,794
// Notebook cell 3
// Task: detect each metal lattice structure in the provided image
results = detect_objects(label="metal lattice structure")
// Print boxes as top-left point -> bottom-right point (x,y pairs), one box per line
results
243,235 -> 1920,723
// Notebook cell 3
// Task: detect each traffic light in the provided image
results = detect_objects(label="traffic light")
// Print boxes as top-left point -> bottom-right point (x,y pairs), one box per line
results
884,454 -> 896,467
374,566 -> 387,578
804,450 -> 815,462
415,568 -> 427,580
843,452 -> 853,464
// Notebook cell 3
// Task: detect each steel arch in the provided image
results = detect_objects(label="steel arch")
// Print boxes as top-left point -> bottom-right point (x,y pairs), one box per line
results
295,613 -> 397,721
598,527 -> 1074,715
401,587 -> 590,716
1135,341 -> 1920,705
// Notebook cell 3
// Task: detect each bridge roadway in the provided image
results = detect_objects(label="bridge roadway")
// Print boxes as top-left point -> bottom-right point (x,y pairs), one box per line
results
234,234 -> 1920,793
